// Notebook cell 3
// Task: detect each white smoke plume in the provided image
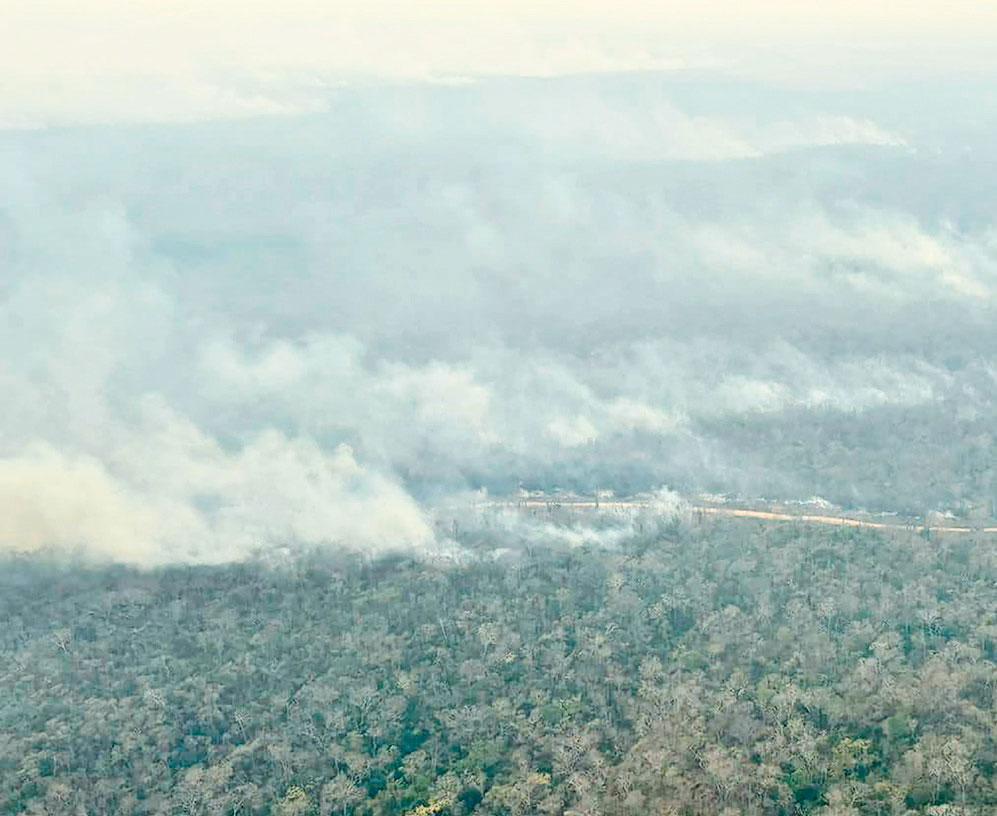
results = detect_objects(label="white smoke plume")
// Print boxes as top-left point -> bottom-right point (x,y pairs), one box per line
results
1,72 -> 994,563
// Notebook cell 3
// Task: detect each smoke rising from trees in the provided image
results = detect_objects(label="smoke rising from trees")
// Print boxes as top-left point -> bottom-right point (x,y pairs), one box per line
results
1,74 -> 994,563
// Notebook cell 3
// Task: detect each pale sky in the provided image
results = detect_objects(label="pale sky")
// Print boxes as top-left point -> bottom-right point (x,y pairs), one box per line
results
3,0 -> 997,126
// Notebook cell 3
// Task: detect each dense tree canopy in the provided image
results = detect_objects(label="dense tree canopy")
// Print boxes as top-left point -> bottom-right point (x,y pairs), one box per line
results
3,517 -> 997,815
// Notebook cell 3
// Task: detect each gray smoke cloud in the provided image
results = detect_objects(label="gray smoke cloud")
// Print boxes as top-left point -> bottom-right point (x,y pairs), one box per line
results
1,73 -> 995,563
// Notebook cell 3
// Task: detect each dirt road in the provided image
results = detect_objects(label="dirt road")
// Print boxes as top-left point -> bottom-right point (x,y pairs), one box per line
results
492,499 -> 997,534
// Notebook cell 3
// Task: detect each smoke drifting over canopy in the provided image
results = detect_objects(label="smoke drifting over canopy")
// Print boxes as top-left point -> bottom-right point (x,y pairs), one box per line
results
1,69 -> 995,563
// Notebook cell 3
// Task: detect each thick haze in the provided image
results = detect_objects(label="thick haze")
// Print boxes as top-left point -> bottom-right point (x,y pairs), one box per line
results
2,12 -> 996,562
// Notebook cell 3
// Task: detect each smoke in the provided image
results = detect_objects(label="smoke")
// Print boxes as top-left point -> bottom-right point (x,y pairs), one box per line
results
0,405 -> 435,566
442,488 -> 692,555
1,72 -> 995,563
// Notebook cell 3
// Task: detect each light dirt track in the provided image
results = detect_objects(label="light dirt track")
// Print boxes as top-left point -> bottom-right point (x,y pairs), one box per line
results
695,506 -> 997,534
489,500 -> 997,534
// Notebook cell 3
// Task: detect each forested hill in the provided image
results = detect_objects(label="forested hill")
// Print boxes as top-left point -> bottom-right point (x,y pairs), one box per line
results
3,519 -> 997,816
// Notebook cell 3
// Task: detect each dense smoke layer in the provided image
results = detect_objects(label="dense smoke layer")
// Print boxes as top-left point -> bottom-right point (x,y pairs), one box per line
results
1,75 -> 994,563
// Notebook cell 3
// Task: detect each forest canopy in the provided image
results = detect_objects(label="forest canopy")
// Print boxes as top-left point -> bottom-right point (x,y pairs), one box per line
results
3,516 -> 997,815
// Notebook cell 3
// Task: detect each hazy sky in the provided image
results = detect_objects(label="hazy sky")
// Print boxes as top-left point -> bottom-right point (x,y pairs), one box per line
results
4,1 -> 997,126
1,4 -> 995,563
